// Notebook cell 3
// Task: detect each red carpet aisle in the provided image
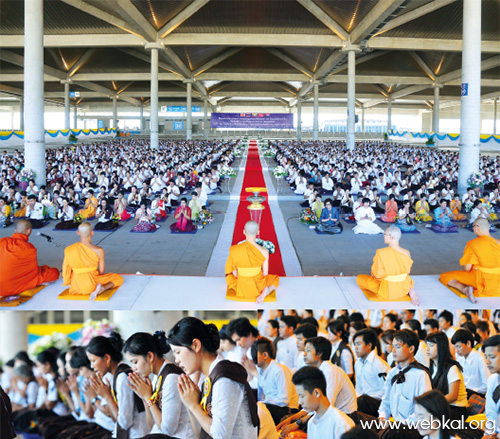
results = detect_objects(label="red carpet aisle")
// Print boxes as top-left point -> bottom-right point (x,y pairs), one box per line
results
231,141 -> 286,276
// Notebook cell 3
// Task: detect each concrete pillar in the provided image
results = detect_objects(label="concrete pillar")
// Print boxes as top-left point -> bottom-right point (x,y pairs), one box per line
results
458,0 -> 481,195
84,115 -> 87,130
433,85 -> 440,132
112,311 -> 183,343
297,99 -> 302,140
150,48 -> 159,149
203,98 -> 208,139
24,0 -> 45,186
19,96 -> 24,131
0,312 -> 29,363
313,82 -> 319,141
346,49 -> 356,150
63,81 -> 70,130
73,104 -> 78,129
361,106 -> 365,133
387,99 -> 392,132
186,81 -> 192,140
112,96 -> 117,129
494,98 -> 497,135
139,105 -> 144,131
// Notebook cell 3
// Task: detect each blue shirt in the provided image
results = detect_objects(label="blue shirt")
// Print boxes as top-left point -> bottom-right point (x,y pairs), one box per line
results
320,207 -> 340,225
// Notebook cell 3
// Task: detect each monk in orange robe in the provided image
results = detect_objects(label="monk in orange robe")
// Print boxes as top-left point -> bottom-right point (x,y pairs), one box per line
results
79,189 -> 98,219
356,226 -> 421,305
440,218 -> 500,303
0,220 -> 59,296
62,222 -> 123,300
225,221 -> 279,303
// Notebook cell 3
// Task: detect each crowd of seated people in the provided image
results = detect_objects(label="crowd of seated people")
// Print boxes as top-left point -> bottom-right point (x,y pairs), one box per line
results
274,140 -> 500,234
252,308 -> 500,439
0,139 -> 235,232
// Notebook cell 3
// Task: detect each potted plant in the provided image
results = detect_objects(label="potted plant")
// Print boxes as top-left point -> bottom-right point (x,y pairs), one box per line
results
425,136 -> 435,146
68,132 -> 78,144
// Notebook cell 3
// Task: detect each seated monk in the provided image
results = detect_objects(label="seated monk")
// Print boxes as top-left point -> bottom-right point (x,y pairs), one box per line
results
62,222 -> 123,300
225,220 -> 279,303
356,226 -> 421,305
0,220 -> 59,296
440,218 -> 500,303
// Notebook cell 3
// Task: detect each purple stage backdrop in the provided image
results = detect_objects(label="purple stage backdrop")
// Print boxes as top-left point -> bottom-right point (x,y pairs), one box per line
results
211,112 -> 294,129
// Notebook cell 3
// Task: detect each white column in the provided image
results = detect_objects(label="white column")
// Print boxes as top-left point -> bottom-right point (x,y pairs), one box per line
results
19,96 -> 24,131
150,48 -> 159,149
361,105 -> 365,133
493,98 -> 497,135
140,105 -> 144,131
297,98 -> 302,140
387,99 -> 392,132
0,312 -> 29,363
112,311 -> 183,343
63,81 -> 70,130
24,0 -> 45,186
203,98 -> 208,139
313,82 -> 319,141
186,81 -> 192,140
84,115 -> 87,129
458,0 -> 481,195
112,96 -> 117,129
73,104 -> 78,129
346,49 -> 356,150
433,85 -> 440,132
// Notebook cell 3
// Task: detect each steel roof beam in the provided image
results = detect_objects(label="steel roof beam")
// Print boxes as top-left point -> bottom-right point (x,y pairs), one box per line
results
296,0 -> 349,40
158,0 -> 210,39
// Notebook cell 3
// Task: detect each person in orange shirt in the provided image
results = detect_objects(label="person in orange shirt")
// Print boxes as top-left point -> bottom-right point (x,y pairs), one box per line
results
62,222 -> 123,300
0,220 -> 59,296
79,189 -> 98,219
440,218 -> 500,303
225,221 -> 279,303
356,226 -> 421,305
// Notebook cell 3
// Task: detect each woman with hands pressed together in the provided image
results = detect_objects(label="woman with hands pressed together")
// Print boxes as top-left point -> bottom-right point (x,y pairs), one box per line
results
124,331 -> 195,438
167,317 -> 259,439
86,332 -> 149,438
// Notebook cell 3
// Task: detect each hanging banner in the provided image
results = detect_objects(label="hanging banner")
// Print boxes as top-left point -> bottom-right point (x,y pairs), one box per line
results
166,106 -> 202,112
211,113 -> 293,129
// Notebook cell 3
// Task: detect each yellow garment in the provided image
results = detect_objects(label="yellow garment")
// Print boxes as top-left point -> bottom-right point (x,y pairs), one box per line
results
311,201 -> 324,220
440,235 -> 500,296
14,206 -> 26,217
356,247 -> 414,301
415,200 -> 432,222
225,241 -> 279,301
79,196 -> 97,219
450,200 -> 466,221
62,242 -> 123,295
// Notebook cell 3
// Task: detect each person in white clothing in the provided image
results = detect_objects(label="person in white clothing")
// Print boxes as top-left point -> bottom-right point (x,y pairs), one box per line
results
414,390 -> 460,439
452,329 -> 490,397
281,366 -> 355,439
277,316 -> 299,372
353,198 -> 384,235
483,335 -> 500,438
352,328 -> 390,417
294,323 -> 318,372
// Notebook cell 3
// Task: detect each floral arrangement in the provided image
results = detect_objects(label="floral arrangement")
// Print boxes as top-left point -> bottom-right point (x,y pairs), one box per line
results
112,213 -> 120,223
467,172 -> 484,191
272,166 -> 287,178
29,332 -> 73,356
238,239 -> 276,254
80,319 -> 118,346
20,168 -> 36,182
464,201 -> 474,213
262,150 -> 275,158
220,165 -> 236,178
199,208 -> 214,225
74,213 -> 83,223
300,208 -> 318,225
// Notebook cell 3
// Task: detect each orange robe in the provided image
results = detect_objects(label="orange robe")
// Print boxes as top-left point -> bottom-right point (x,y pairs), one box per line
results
62,242 -> 123,295
450,200 -> 466,221
356,247 -> 414,300
225,241 -> 280,301
440,235 -> 500,296
79,196 -> 97,219
14,206 -> 26,217
0,233 -> 59,296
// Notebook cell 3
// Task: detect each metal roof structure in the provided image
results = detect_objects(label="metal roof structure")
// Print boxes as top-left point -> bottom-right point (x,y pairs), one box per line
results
0,0 -> 499,111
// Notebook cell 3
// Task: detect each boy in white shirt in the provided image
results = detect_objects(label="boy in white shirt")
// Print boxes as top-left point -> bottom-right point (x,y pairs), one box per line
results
277,316 -> 299,373
294,323 -> 318,371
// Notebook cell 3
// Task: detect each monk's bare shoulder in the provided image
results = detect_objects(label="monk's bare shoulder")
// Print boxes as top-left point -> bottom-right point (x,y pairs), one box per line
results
251,241 -> 269,258
400,247 -> 411,258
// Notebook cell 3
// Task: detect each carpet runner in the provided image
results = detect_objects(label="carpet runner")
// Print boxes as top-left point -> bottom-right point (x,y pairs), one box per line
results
231,140 -> 286,276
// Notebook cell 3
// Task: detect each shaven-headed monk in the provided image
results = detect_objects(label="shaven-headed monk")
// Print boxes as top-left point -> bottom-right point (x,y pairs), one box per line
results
225,220 -> 279,303
62,222 -> 123,300
356,226 -> 421,305
0,220 -> 59,296
440,218 -> 500,303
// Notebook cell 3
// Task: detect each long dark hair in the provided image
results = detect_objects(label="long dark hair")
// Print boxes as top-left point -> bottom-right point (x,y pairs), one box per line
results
167,317 -> 220,354
414,390 -> 453,439
426,331 -> 462,393
123,331 -> 170,358
86,332 -> 124,363
36,349 -> 59,377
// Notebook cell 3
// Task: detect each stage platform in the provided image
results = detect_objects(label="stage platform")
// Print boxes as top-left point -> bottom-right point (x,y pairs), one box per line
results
4,274 -> 497,311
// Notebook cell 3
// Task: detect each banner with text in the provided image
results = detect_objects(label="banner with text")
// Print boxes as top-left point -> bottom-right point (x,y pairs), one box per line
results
211,112 -> 293,129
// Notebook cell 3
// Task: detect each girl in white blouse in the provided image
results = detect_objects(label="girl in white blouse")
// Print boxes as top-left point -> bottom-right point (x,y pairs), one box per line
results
414,390 -> 459,439
124,331 -> 195,439
168,317 -> 258,439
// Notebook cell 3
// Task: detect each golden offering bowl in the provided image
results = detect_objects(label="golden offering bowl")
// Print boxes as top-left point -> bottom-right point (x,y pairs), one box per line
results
246,187 -> 267,211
